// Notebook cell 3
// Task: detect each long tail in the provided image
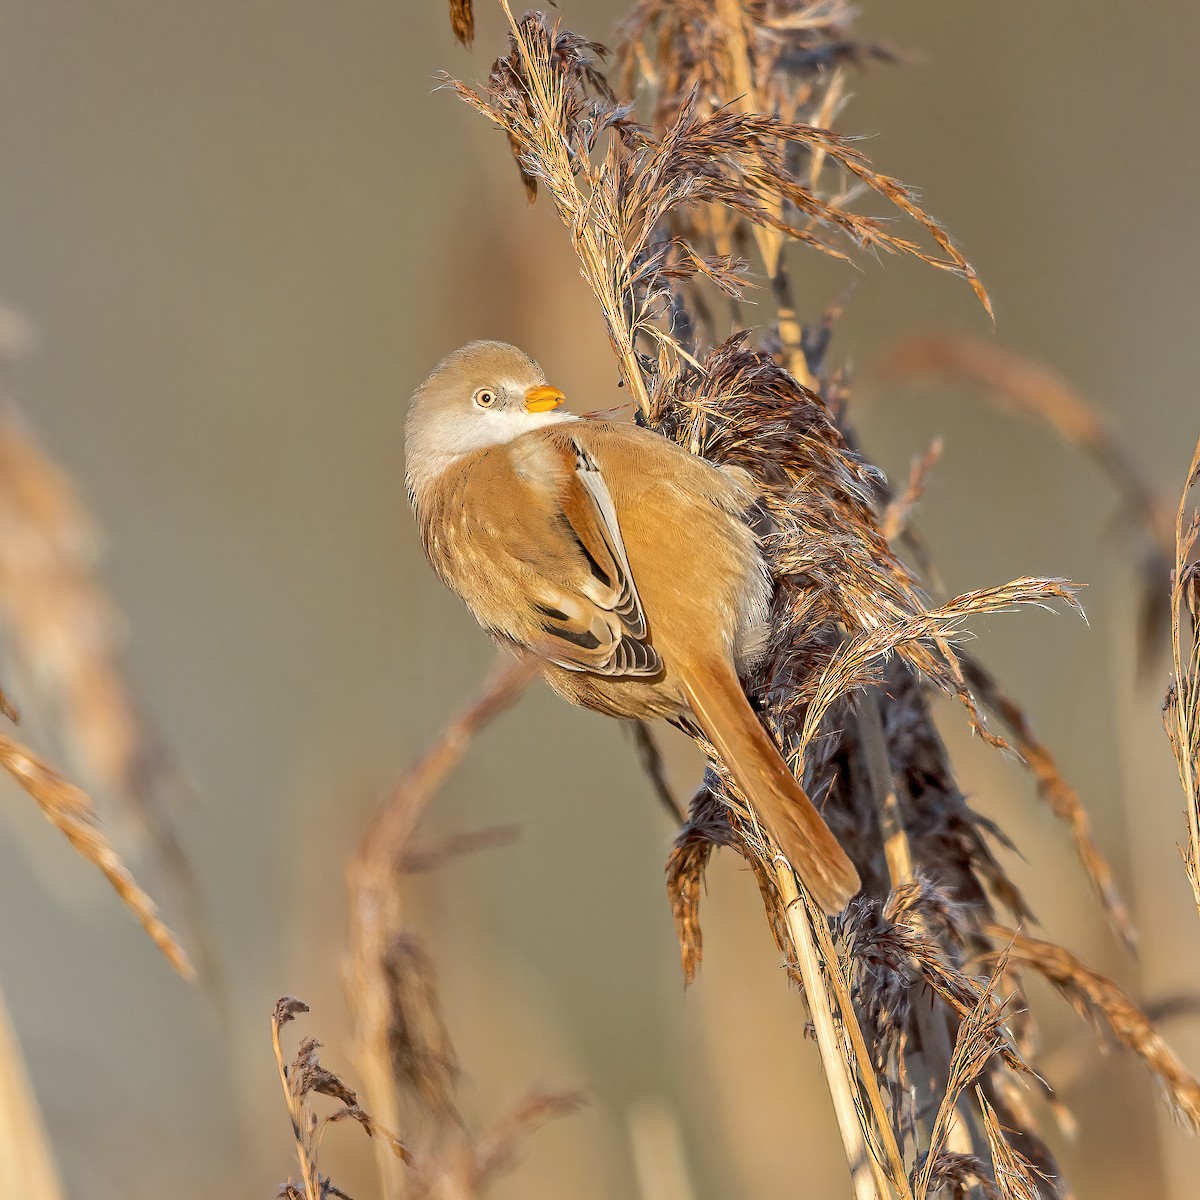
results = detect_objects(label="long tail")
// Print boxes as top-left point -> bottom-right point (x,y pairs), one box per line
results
681,657 -> 860,914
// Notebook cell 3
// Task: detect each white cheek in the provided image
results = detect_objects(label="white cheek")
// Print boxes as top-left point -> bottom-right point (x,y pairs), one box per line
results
407,403 -> 576,501
460,405 -> 574,452
495,406 -> 573,441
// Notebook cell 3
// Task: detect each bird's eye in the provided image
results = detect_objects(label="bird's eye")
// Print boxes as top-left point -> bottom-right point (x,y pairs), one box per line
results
474,388 -> 497,409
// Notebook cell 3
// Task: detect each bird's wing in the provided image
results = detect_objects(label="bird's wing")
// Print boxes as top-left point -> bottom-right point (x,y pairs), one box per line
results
528,440 -> 661,677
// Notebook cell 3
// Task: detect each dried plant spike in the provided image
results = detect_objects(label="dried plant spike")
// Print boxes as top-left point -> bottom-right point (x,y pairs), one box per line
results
976,1087 -> 1051,1200
984,928 -> 1200,1130
0,361 -> 214,988
1167,435 -> 1200,913
960,652 -> 1136,952
470,1088 -> 587,1190
630,720 -> 687,823
882,437 -> 944,545
914,952 -> 1014,1200
798,576 -> 1082,761
878,333 -> 1173,666
272,997 -> 411,1200
449,1 -> 990,431
0,730 -> 194,979
344,653 -> 593,1198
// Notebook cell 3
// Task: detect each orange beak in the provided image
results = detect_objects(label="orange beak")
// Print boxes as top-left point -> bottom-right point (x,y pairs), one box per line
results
524,385 -> 565,413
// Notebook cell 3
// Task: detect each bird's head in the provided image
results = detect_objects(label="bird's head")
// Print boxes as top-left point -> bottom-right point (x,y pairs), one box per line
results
405,340 -> 570,502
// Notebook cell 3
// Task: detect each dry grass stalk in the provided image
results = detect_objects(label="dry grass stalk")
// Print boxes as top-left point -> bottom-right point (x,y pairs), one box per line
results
630,719 -> 687,823
0,726 -> 193,978
628,1098 -> 698,1200
434,3 -> 1200,1196
912,954 -> 1013,1200
783,864 -> 895,1200
881,437 -> 944,546
0,306 -> 210,980
1164,436 -> 1200,913
856,698 -> 982,1166
273,997 -> 411,1200
345,655 -> 582,1198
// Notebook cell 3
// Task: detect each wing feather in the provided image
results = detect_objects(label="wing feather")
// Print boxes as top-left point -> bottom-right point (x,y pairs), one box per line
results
532,439 -> 660,678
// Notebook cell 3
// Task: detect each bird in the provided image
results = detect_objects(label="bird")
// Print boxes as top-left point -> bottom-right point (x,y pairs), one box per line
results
405,340 -> 860,913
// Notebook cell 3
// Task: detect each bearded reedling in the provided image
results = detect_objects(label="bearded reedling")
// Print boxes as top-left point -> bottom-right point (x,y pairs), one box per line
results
405,341 -> 859,913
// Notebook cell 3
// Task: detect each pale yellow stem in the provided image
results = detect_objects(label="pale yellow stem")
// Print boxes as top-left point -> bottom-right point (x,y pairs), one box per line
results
777,862 -> 893,1200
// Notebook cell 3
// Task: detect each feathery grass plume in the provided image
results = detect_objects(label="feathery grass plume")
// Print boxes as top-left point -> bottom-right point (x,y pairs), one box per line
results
876,334 -> 1174,667
0,726 -> 193,978
0,306 -> 212,981
911,950 -> 1021,1200
981,929 -> 1200,1130
438,2 -> 1200,1195
976,1087 -> 1051,1200
795,577 -> 1082,759
272,997 -> 411,1200
346,655 -> 583,1198
1165,436 -> 1200,914
446,2 -> 987,420
616,0 -> 955,384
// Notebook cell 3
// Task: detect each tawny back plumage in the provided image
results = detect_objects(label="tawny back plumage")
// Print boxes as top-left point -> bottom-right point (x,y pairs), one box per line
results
406,343 -> 860,913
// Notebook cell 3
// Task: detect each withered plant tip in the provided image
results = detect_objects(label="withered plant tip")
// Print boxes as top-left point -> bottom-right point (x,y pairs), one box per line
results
273,997 -> 411,1200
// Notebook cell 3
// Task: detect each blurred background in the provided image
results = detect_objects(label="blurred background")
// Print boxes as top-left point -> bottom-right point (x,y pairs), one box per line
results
1,1 -> 1198,1196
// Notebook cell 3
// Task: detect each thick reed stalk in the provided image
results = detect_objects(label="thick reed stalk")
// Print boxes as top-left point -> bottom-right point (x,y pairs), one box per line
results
0,984 -> 64,1200
777,861 -> 888,1200
1168,437 -> 1200,914
712,0 -> 815,388
857,699 -> 982,1162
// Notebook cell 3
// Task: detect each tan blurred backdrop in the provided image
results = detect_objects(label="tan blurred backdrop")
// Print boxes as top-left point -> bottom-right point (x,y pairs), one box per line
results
1,2 -> 1199,1197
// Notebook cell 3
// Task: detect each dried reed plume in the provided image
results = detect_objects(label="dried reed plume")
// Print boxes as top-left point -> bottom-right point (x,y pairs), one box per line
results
979,929 -> 1200,1129
1165,436 -> 1200,914
877,334 -> 1174,667
0,305 -> 206,980
0,725 -> 192,978
0,309 -> 193,978
355,2 -> 1200,1198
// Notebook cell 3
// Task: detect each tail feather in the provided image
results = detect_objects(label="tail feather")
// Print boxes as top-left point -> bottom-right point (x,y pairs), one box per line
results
681,659 -> 860,914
